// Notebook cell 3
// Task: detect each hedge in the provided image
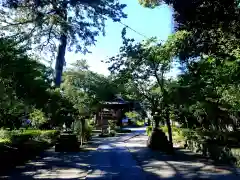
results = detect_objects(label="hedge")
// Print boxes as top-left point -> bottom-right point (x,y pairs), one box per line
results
0,129 -> 60,174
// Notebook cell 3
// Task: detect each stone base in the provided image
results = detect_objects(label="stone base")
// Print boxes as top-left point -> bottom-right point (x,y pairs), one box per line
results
55,134 -> 79,152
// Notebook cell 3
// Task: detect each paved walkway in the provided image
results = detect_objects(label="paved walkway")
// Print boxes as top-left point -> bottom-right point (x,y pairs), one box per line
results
1,127 -> 240,180
0,148 -> 91,179
0,132 -> 146,180
124,133 -> 240,180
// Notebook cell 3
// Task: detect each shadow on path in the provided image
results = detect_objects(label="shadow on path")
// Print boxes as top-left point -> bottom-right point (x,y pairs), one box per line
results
2,127 -> 239,180
125,134 -> 240,180
0,149 -> 91,180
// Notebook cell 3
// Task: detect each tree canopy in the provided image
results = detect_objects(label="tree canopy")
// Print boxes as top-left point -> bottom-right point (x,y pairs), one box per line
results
0,0 -> 127,86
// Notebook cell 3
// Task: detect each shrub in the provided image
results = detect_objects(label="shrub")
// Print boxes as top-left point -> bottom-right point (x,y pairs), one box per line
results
0,129 -> 11,139
146,126 -> 153,136
0,129 -> 59,146
73,119 -> 93,142
29,109 -> 47,128
83,124 -> 93,141
109,120 -> 117,130
110,130 -> 116,137
0,129 -> 59,173
135,120 -> 145,127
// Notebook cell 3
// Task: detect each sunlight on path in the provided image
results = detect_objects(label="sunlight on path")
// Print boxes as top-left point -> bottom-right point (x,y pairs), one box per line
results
85,135 -> 147,180
125,133 -> 240,180
1,149 -> 90,179
2,127 -> 239,180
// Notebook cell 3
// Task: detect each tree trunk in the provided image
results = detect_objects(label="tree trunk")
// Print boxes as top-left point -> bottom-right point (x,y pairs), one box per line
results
55,2 -> 67,87
154,115 -> 160,128
55,34 -> 67,87
148,118 -> 151,126
80,118 -> 85,146
165,105 -> 173,148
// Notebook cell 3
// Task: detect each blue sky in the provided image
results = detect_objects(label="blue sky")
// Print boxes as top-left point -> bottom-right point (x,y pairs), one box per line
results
66,0 -> 173,76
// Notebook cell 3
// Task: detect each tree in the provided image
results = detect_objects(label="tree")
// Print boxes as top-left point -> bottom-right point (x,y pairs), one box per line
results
0,0 -> 127,86
108,32 -> 179,147
0,37 -> 78,128
62,59 -> 122,112
139,0 -> 240,62
62,59 -> 128,142
168,55 -> 240,131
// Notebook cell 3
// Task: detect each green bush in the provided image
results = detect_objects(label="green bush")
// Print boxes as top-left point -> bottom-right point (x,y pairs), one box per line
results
179,129 -> 240,166
0,128 -> 11,139
29,109 -> 47,128
146,126 -> 240,166
0,129 -> 59,146
109,120 -> 117,130
83,124 -> 93,141
73,119 -> 93,142
146,126 -> 153,136
110,130 -> 116,137
135,120 -> 145,127
0,129 -> 59,173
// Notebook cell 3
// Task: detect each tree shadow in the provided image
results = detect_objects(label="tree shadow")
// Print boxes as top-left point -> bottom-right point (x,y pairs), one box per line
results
0,148 -> 92,180
1,132 -> 239,180
126,135 -> 240,180
0,141 -> 174,180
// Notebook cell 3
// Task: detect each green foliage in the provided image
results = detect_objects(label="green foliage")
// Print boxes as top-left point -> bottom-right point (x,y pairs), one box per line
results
73,118 -> 93,142
73,119 -> 82,140
138,0 -> 240,164
147,126 -> 185,144
62,59 -> 123,115
146,126 -> 153,136
0,37 -> 78,128
1,0 -> 127,86
29,109 -> 47,128
138,0 -> 161,8
82,121 -> 93,141
109,120 -> 117,130
0,129 -> 59,172
1,0 -> 127,54
125,111 -> 140,119
0,129 -> 59,145
108,33 -> 180,146
183,131 -> 240,166
135,120 -> 145,127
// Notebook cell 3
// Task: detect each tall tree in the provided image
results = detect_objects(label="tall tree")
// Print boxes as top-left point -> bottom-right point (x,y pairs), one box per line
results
108,32 -> 180,146
139,0 -> 240,61
0,0 -> 127,86
0,37 -> 79,128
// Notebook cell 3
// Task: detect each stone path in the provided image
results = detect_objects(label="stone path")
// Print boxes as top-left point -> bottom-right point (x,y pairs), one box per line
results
0,148 -> 91,179
124,133 -> 240,180
85,143 -> 146,179
1,127 -> 240,180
